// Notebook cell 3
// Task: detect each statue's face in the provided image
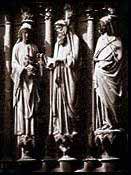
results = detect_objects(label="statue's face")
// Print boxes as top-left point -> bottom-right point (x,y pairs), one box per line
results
55,25 -> 67,35
55,25 -> 67,45
99,21 -> 107,34
65,9 -> 73,19
21,29 -> 32,44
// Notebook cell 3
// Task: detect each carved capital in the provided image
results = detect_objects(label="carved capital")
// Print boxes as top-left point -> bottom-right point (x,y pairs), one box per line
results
5,15 -> 11,25
21,8 -> 34,24
85,7 -> 94,20
45,8 -> 52,21
64,3 -> 73,22
102,6 -> 117,16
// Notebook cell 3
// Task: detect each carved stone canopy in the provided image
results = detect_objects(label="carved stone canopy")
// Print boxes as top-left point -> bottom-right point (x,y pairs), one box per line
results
64,3 -> 73,20
21,8 -> 34,24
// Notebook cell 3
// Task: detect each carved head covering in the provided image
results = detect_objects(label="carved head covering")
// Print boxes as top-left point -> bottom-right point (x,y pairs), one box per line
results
54,19 -> 67,27
16,10 -> 33,43
100,14 -> 118,35
16,22 -> 33,43
19,22 -> 32,32
100,15 -> 111,25
54,20 -> 68,45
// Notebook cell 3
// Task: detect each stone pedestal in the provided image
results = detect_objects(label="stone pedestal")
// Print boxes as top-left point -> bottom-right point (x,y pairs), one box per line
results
17,159 -> 41,173
94,128 -> 127,171
42,159 -> 58,172
94,129 -> 125,157
17,135 -> 35,160
95,157 -> 120,172
32,159 -> 58,172
83,158 -> 101,172
75,158 -> 101,172
58,156 -> 78,172
0,160 -> 18,175
0,160 -> 16,169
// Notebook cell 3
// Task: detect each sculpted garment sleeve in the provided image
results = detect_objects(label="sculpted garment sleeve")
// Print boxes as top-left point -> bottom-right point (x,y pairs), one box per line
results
11,44 -> 25,107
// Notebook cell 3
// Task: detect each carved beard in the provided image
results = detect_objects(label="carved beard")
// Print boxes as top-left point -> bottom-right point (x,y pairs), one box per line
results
57,33 -> 67,46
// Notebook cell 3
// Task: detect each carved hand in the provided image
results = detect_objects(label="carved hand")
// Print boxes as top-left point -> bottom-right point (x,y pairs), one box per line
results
25,64 -> 35,76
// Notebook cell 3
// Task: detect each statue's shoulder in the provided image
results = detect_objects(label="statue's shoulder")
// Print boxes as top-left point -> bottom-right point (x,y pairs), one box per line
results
109,36 -> 122,48
73,33 -> 79,39
97,35 -> 103,42
99,35 -> 102,39
13,42 -> 22,51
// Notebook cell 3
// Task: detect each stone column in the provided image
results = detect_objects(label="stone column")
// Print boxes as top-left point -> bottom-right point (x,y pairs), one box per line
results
64,4 -> 73,28
86,8 -> 94,53
81,8 -> 96,172
44,7 -> 56,160
85,7 -> 95,131
44,7 -> 53,135
3,15 -> 12,160
45,8 -> 52,57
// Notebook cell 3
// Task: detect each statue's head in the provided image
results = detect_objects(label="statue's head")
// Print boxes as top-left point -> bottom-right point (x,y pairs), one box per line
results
99,14 -> 119,36
99,19 -> 108,35
54,19 -> 68,45
18,22 -> 33,44
54,19 -> 68,35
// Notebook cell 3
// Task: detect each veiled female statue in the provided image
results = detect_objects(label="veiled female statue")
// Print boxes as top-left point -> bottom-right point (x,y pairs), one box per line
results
11,22 -> 40,158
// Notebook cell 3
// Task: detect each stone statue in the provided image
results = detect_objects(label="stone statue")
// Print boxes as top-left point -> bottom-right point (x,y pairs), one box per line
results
46,19 -> 80,151
93,14 -> 123,131
11,22 -> 40,159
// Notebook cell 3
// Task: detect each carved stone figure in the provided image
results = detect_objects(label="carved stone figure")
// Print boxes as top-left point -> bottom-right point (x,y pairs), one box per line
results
11,22 -> 40,159
93,15 -> 123,131
47,19 -> 80,144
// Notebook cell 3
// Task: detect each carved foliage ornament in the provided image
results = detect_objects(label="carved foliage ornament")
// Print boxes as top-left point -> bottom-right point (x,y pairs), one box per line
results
45,8 -> 52,21
21,8 -> 34,24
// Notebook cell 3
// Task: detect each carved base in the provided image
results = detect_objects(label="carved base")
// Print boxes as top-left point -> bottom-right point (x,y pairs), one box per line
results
0,160 -> 16,169
75,157 -> 121,172
32,159 -> 59,172
75,157 -> 101,172
18,156 -> 36,161
17,159 -> 41,172
58,156 -> 78,172
41,159 -> 58,172
75,129 -> 127,172
59,155 -> 76,161
95,157 -> 120,172
94,129 -> 126,159
17,135 -> 35,160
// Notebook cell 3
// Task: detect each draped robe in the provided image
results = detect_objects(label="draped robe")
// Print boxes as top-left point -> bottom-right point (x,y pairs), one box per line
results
11,42 -> 40,137
93,33 -> 123,130
48,32 -> 80,139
